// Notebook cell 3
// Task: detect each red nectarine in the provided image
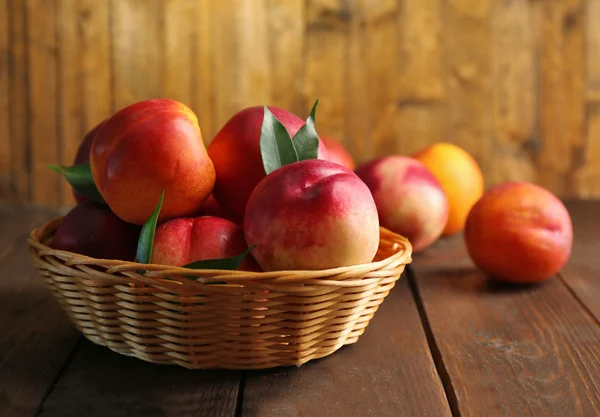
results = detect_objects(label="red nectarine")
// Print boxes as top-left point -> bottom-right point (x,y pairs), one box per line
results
355,156 -> 448,253
91,99 -> 215,224
51,201 -> 141,261
244,159 -> 380,271
464,182 -> 573,283
207,106 -> 328,221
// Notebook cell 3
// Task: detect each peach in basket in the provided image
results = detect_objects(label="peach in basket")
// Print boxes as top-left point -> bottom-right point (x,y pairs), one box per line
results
35,100 -> 413,370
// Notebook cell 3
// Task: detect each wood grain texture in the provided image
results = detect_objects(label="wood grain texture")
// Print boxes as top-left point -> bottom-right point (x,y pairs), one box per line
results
0,0 -> 9,201
444,0 -> 493,177
8,0 -> 30,204
411,234 -> 600,416
79,0 -> 112,128
489,0 -> 537,185
350,0 -> 397,162
0,208 -> 80,417
38,341 -> 241,417
304,0 -> 350,144
266,0 -> 305,115
163,0 -> 194,107
242,279 -> 452,417
27,0 -> 61,207
2,0 -> 600,206
534,0 -> 585,197
394,0 -> 447,156
211,0 -> 271,131
559,201 -> 600,321
57,0 -> 82,206
575,0 -> 600,196
111,0 -> 162,109
193,0 -> 214,144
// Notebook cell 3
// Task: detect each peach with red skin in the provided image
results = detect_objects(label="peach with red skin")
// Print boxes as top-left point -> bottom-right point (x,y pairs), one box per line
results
321,136 -> 355,170
72,119 -> 107,204
355,156 -> 448,253
151,216 -> 258,271
51,201 -> 141,261
244,159 -> 380,271
91,98 -> 215,225
464,182 -> 573,284
207,106 -> 328,221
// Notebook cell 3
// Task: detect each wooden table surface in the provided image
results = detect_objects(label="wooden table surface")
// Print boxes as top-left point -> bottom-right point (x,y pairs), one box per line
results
2,201 -> 600,417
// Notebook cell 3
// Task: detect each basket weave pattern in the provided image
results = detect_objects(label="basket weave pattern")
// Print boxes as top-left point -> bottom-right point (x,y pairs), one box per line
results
28,217 -> 412,370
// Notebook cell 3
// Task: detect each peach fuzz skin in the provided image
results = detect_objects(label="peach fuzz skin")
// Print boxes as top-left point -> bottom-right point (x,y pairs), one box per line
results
464,182 -> 573,284
151,216 -> 259,271
321,136 -> 355,170
355,156 -> 449,253
207,106 -> 329,222
244,159 -> 380,272
90,98 -> 215,225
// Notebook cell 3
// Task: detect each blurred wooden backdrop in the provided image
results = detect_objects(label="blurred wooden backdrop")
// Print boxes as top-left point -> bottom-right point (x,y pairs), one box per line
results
1,0 -> 599,208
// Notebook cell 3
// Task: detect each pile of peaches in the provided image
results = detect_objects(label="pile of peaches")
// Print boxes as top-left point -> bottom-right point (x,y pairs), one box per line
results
50,98 -> 573,284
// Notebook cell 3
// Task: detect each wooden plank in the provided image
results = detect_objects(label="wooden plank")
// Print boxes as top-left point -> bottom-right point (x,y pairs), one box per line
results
112,0 -> 162,110
394,0 -> 447,156
211,0 -> 271,131
8,0 -> 30,204
489,0 -> 537,185
265,0 -> 305,115
534,0 -> 585,197
37,340 -> 241,417
26,0 -> 60,207
0,0 -> 9,203
163,0 -> 194,108
347,0 -> 395,163
574,0 -> 600,197
0,208 -> 80,417
57,0 -> 82,206
242,279 -> 453,417
193,0 -> 214,144
444,0 -> 493,179
80,0 -> 113,128
559,201 -> 600,321
304,0 -> 350,143
411,234 -> 600,416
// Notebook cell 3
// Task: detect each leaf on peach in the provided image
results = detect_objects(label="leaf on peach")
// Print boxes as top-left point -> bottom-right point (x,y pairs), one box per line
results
260,105 -> 299,175
292,99 -> 320,161
49,163 -> 105,205
135,190 -> 164,265
183,244 -> 257,273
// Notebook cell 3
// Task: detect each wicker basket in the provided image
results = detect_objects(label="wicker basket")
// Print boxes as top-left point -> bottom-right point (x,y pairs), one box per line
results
27,216 -> 412,370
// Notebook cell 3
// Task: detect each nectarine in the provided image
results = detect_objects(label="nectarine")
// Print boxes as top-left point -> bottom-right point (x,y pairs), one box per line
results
244,159 -> 380,271
355,156 -> 448,253
152,216 -> 256,270
321,136 -> 355,170
207,106 -> 328,221
464,182 -> 573,284
91,98 -> 215,224
51,201 -> 141,261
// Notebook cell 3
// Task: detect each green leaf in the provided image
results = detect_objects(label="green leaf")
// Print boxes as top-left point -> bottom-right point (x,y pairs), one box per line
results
260,105 -> 299,175
182,244 -> 257,273
292,99 -> 320,161
49,163 -> 105,204
135,190 -> 164,264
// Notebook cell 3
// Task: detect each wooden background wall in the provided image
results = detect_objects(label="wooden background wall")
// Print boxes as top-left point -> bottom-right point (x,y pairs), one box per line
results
1,0 -> 599,208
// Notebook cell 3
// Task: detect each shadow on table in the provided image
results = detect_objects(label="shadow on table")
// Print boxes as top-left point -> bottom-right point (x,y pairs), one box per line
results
36,340 -> 242,417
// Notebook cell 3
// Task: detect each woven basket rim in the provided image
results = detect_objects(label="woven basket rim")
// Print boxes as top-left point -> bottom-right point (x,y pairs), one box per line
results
28,215 -> 413,285
26,215 -> 413,370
